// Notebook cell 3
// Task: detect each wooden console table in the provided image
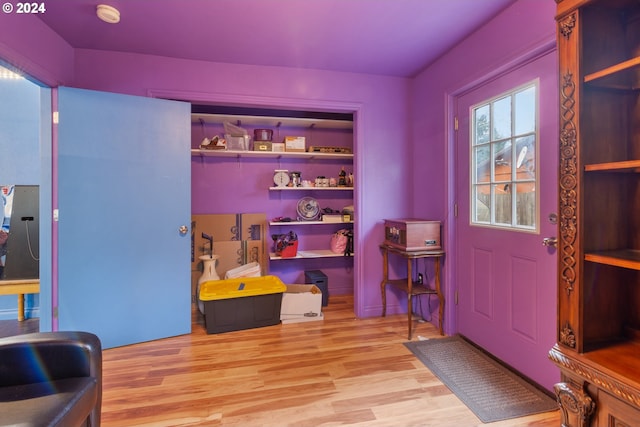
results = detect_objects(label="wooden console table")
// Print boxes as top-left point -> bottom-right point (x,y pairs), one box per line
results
380,244 -> 444,340
0,279 -> 40,321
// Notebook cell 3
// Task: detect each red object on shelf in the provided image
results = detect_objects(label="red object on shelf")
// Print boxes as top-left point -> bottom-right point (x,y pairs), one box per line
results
278,241 -> 299,258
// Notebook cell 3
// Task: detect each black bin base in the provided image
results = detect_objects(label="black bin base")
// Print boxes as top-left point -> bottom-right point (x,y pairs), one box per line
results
203,293 -> 283,334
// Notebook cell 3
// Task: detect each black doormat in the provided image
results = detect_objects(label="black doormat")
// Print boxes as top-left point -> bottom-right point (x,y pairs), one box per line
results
404,335 -> 558,423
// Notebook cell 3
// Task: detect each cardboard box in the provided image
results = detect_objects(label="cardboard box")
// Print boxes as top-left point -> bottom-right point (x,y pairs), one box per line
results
239,213 -> 267,241
192,214 -> 240,249
280,284 -> 323,324
272,142 -> 285,152
191,213 -> 267,267
284,136 -> 306,152
191,213 -> 269,302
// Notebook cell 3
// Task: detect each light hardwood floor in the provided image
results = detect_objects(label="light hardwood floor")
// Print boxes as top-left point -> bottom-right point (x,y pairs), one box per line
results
101,295 -> 560,427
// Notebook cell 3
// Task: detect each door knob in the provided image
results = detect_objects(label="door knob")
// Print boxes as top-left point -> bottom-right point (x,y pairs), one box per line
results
542,237 -> 557,247
178,225 -> 188,235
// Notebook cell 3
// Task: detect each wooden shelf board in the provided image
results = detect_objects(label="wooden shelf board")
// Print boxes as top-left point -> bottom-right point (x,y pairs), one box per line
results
582,340 -> 640,390
585,250 -> 640,270
191,149 -> 353,160
269,249 -> 354,260
584,56 -> 640,86
386,279 -> 438,296
585,160 -> 640,173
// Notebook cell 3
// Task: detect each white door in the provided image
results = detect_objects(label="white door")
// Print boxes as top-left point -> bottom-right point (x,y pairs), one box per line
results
56,87 -> 191,348
455,51 -> 559,389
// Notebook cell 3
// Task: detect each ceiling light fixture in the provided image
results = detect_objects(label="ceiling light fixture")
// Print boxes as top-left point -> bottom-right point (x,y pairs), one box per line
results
96,4 -> 120,24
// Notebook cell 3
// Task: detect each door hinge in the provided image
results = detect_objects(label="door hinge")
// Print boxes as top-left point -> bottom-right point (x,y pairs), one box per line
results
52,111 -> 59,124
454,116 -> 458,131
455,291 -> 459,305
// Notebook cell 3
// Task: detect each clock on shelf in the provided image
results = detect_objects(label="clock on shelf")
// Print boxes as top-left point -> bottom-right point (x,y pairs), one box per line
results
273,169 -> 290,187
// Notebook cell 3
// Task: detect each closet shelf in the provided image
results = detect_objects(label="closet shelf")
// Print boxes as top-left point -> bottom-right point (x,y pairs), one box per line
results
191,149 -> 353,160
269,249 -> 354,260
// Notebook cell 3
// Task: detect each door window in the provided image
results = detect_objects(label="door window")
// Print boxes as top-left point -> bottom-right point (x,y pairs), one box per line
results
471,82 -> 537,231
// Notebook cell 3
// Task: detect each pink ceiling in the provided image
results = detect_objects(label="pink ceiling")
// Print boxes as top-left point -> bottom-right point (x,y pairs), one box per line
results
38,0 -> 518,78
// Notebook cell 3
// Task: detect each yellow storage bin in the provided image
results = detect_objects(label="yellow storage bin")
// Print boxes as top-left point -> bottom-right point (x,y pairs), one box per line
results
200,275 -> 286,300
199,275 -> 286,334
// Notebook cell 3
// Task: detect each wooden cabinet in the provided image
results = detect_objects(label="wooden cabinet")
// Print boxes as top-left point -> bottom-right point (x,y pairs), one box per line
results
550,0 -> 640,425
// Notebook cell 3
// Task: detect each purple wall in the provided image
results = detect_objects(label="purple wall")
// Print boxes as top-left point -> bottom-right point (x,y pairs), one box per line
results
0,13 -> 74,86
0,0 -> 560,343
410,0 -> 558,389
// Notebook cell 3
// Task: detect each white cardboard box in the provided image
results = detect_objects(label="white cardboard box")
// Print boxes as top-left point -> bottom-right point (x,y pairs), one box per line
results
280,284 -> 323,323
284,136 -> 306,152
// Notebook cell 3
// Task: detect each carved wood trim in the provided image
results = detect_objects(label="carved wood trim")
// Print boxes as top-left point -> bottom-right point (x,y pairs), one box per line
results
554,382 -> 595,427
559,14 -> 576,39
549,347 -> 640,409
559,71 -> 578,298
560,322 -> 576,348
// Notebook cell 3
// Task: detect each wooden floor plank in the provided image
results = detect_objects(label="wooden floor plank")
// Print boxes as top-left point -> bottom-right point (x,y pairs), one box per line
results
98,294 -> 559,426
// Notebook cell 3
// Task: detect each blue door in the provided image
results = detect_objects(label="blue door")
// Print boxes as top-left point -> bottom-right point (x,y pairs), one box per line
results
57,87 -> 191,348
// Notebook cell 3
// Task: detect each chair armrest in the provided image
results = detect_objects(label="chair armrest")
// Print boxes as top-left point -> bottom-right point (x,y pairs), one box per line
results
0,331 -> 102,425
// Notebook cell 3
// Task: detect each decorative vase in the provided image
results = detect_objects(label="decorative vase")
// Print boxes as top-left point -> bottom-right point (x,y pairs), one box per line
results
196,254 -> 220,314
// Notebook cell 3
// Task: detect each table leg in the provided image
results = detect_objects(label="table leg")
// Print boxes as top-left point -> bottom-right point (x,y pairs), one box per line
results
407,258 -> 413,340
17,293 -> 25,321
435,258 -> 444,335
380,247 -> 388,317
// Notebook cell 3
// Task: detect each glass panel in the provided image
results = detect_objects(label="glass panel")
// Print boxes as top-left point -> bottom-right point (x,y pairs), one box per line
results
474,105 -> 490,145
474,184 -> 491,223
469,83 -> 537,231
514,183 -> 536,228
493,183 -> 512,225
492,140 -> 512,182
514,135 -> 535,180
492,96 -> 511,140
474,145 -> 490,183
515,86 -> 536,135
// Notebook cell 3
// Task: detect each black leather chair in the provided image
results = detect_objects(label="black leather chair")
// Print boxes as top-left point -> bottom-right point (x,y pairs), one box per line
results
0,331 -> 102,427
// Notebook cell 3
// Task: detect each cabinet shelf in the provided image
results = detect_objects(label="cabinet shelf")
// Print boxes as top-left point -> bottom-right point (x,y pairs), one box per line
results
270,220 -> 353,226
584,160 -> 640,173
269,249 -> 354,260
191,149 -> 353,160
584,56 -> 640,89
585,250 -> 640,271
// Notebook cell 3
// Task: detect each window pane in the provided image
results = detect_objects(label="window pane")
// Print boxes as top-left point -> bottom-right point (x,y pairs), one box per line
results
492,96 -> 511,140
474,105 -> 490,145
514,135 -> 535,180
492,140 -> 512,182
475,145 -> 490,183
514,183 -> 536,227
515,87 -> 535,135
474,184 -> 491,223
493,183 -> 512,225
